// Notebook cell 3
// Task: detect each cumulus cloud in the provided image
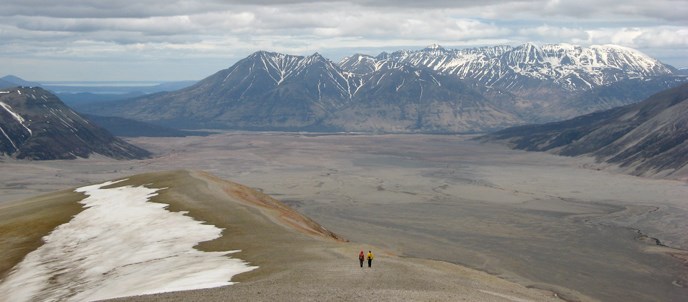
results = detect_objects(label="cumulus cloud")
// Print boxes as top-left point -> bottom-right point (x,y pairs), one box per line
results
517,25 -> 589,42
1,0 -> 686,80
3,0 -> 686,21
584,26 -> 688,48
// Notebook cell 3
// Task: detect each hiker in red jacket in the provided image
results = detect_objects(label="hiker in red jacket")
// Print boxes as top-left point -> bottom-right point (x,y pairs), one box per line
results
358,250 -> 365,267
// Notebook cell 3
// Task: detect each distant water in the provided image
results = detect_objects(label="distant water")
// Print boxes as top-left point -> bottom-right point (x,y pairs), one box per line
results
41,81 -> 165,87
39,80 -> 196,94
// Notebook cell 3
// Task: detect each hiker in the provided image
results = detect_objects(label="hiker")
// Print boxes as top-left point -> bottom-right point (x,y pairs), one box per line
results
367,250 -> 374,267
359,250 -> 365,267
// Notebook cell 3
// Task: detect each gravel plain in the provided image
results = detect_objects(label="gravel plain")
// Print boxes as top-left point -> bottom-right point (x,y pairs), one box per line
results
1,132 -> 687,301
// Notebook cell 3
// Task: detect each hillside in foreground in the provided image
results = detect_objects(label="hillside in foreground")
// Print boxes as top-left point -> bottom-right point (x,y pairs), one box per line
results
0,170 -> 562,301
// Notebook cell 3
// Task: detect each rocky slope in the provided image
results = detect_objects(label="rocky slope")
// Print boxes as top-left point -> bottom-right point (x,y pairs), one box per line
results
78,43 -> 686,133
0,87 -> 150,160
83,51 -> 519,132
482,83 -> 688,176
84,51 -> 357,130
328,61 -> 521,132
372,43 -> 674,91
349,43 -> 684,122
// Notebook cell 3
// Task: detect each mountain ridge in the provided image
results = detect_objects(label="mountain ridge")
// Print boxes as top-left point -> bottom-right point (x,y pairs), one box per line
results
0,87 -> 150,160
481,83 -> 688,177
76,43 -> 687,133
362,43 -> 674,91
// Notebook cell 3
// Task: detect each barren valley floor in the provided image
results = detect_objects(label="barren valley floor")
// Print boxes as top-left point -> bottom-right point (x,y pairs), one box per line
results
1,132 -> 687,301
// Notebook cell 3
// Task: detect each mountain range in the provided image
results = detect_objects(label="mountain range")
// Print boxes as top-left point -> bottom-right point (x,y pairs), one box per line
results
77,43 -> 686,133
481,82 -> 688,177
373,43 -> 674,90
0,87 -> 150,160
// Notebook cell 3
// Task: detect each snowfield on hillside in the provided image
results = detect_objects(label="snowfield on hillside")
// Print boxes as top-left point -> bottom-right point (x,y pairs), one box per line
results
0,179 -> 257,302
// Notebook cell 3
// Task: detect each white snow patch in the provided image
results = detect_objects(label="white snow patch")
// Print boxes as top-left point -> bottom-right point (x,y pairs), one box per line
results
0,125 -> 18,150
0,179 -> 257,302
0,101 -> 32,135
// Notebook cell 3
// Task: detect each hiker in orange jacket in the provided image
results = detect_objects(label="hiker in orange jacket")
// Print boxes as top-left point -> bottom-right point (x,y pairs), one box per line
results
367,250 -> 374,267
358,250 -> 365,267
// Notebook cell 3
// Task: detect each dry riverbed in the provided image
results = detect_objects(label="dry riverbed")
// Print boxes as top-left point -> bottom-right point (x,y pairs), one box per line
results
1,132 -> 687,301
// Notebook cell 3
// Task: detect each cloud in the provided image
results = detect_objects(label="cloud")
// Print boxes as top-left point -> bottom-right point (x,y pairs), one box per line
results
634,28 -> 688,48
12,15 -> 199,36
517,25 -> 590,42
585,27 -> 688,48
1,0 -> 687,80
3,0 -> 686,22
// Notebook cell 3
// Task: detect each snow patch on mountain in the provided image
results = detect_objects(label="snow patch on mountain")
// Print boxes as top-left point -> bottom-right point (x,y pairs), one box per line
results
341,43 -> 675,91
80,44 -> 684,133
0,101 -> 32,135
0,180 -> 257,302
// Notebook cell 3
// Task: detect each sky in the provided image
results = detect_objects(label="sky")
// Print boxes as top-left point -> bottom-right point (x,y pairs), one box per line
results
2,0 -> 687,82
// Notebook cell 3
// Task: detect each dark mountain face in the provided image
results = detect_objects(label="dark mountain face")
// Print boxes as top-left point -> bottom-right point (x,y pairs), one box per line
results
344,43 -> 685,122
84,51 -> 358,130
338,54 -> 379,75
328,63 -> 522,132
0,87 -> 150,160
562,76 -> 687,114
79,51 -> 523,133
0,79 -> 15,90
482,83 -> 688,176
79,44 -> 687,133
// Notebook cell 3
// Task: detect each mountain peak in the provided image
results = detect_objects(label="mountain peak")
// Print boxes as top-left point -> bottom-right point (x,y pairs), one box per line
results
381,42 -> 675,91
425,43 -> 443,50
78,44 -> 684,136
350,53 -> 374,60
307,52 -> 326,60
516,42 -> 540,50
1,75 -> 27,82
0,75 -> 39,88
339,54 -> 380,75
250,50 -> 283,58
250,50 -> 269,56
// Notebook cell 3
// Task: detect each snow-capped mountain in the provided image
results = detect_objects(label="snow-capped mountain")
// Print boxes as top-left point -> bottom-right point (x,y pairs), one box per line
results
80,44 -> 686,133
86,51 -> 361,130
82,50 -> 521,132
329,61 -> 522,132
339,54 -> 381,75
356,43 -> 675,91
0,87 -> 150,159
338,42 -> 684,122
